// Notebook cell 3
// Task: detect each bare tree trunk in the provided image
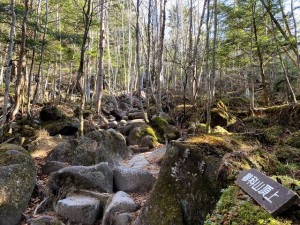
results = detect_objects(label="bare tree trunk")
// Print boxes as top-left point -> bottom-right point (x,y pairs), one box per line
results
291,0 -> 300,93
136,0 -> 148,122
156,0 -> 167,113
12,0 -> 29,119
96,0 -> 105,113
253,3 -> 269,106
32,0 -> 48,105
205,0 -> 211,133
280,54 -> 297,103
57,7 -> 62,103
75,0 -> 93,94
211,0 -> 217,99
1,0 -> 16,137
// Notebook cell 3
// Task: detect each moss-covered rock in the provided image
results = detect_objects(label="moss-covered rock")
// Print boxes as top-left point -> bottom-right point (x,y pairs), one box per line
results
285,131 -> 300,148
242,116 -> 272,129
127,125 -> 158,146
212,126 -> 231,135
150,116 -> 180,142
217,148 -> 287,186
221,97 -> 250,111
0,144 -> 37,225
187,123 -> 206,135
211,101 -> 236,128
204,185 -> 292,225
274,145 -> 300,164
43,119 -> 79,136
48,129 -> 131,167
135,135 -> 234,225
40,105 -> 66,122
261,126 -> 284,145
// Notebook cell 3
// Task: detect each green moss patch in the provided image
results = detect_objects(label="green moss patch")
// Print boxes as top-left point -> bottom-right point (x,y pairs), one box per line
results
136,137 -> 235,225
127,125 -> 158,146
150,116 -> 180,142
285,131 -> 300,148
204,185 -> 292,225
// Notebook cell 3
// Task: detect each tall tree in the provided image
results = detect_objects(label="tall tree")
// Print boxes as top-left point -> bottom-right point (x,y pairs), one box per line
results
95,0 -> 105,113
1,0 -> 16,136
156,0 -> 167,113
11,0 -> 29,119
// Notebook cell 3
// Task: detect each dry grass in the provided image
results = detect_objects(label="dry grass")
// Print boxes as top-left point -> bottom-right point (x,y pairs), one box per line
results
35,129 -> 50,140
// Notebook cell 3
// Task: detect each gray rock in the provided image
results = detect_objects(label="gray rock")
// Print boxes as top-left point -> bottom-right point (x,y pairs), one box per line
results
46,139 -> 78,163
113,166 -> 155,193
129,145 -> 149,154
44,120 -> 79,136
108,115 -> 116,122
56,195 -> 100,225
42,160 -> 67,175
123,154 -> 150,170
114,213 -> 133,225
107,121 -> 118,129
29,215 -> 65,225
74,190 -> 112,213
134,138 -> 234,225
126,119 -> 145,125
119,120 -> 127,126
145,145 -> 167,164
40,105 -> 65,122
0,144 -> 36,225
47,130 -> 131,167
127,125 -> 157,146
140,135 -> 158,149
128,112 -> 145,120
102,191 -> 136,225
48,163 -> 113,194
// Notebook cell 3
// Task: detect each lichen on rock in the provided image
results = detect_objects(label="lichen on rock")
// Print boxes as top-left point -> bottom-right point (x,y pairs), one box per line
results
135,135 -> 234,225
0,144 -> 37,225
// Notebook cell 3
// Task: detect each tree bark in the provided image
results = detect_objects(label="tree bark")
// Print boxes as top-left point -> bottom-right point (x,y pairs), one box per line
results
1,0 -> 16,135
95,0 -> 105,113
253,3 -> 269,106
156,0 -> 167,113
11,0 -> 29,119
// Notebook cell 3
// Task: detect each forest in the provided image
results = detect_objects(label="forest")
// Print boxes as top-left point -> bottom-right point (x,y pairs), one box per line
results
0,0 -> 300,224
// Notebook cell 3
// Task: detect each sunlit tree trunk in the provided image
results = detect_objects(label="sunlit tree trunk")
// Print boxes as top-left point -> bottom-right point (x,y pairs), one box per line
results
96,0 -> 105,113
1,0 -> 16,137
253,3 -> 269,106
27,0 -> 41,118
205,0 -> 211,133
11,0 -> 29,119
156,0 -> 167,113
32,0 -> 48,105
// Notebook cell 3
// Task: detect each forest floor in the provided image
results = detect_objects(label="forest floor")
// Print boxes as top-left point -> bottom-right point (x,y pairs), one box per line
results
20,135 -> 164,225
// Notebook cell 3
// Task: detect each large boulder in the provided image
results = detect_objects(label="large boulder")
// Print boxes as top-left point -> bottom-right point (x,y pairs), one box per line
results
55,195 -> 100,225
40,105 -> 65,122
47,129 -> 130,167
48,163 -> 113,194
150,116 -> 180,143
217,148 -> 285,187
46,139 -> 78,163
127,125 -> 158,146
0,144 -> 36,225
102,191 -> 136,225
43,119 -> 79,136
113,166 -> 155,193
29,215 -> 65,225
134,135 -> 235,225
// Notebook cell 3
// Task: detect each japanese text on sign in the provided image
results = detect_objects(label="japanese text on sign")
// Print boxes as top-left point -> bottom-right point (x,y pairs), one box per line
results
241,172 -> 279,203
